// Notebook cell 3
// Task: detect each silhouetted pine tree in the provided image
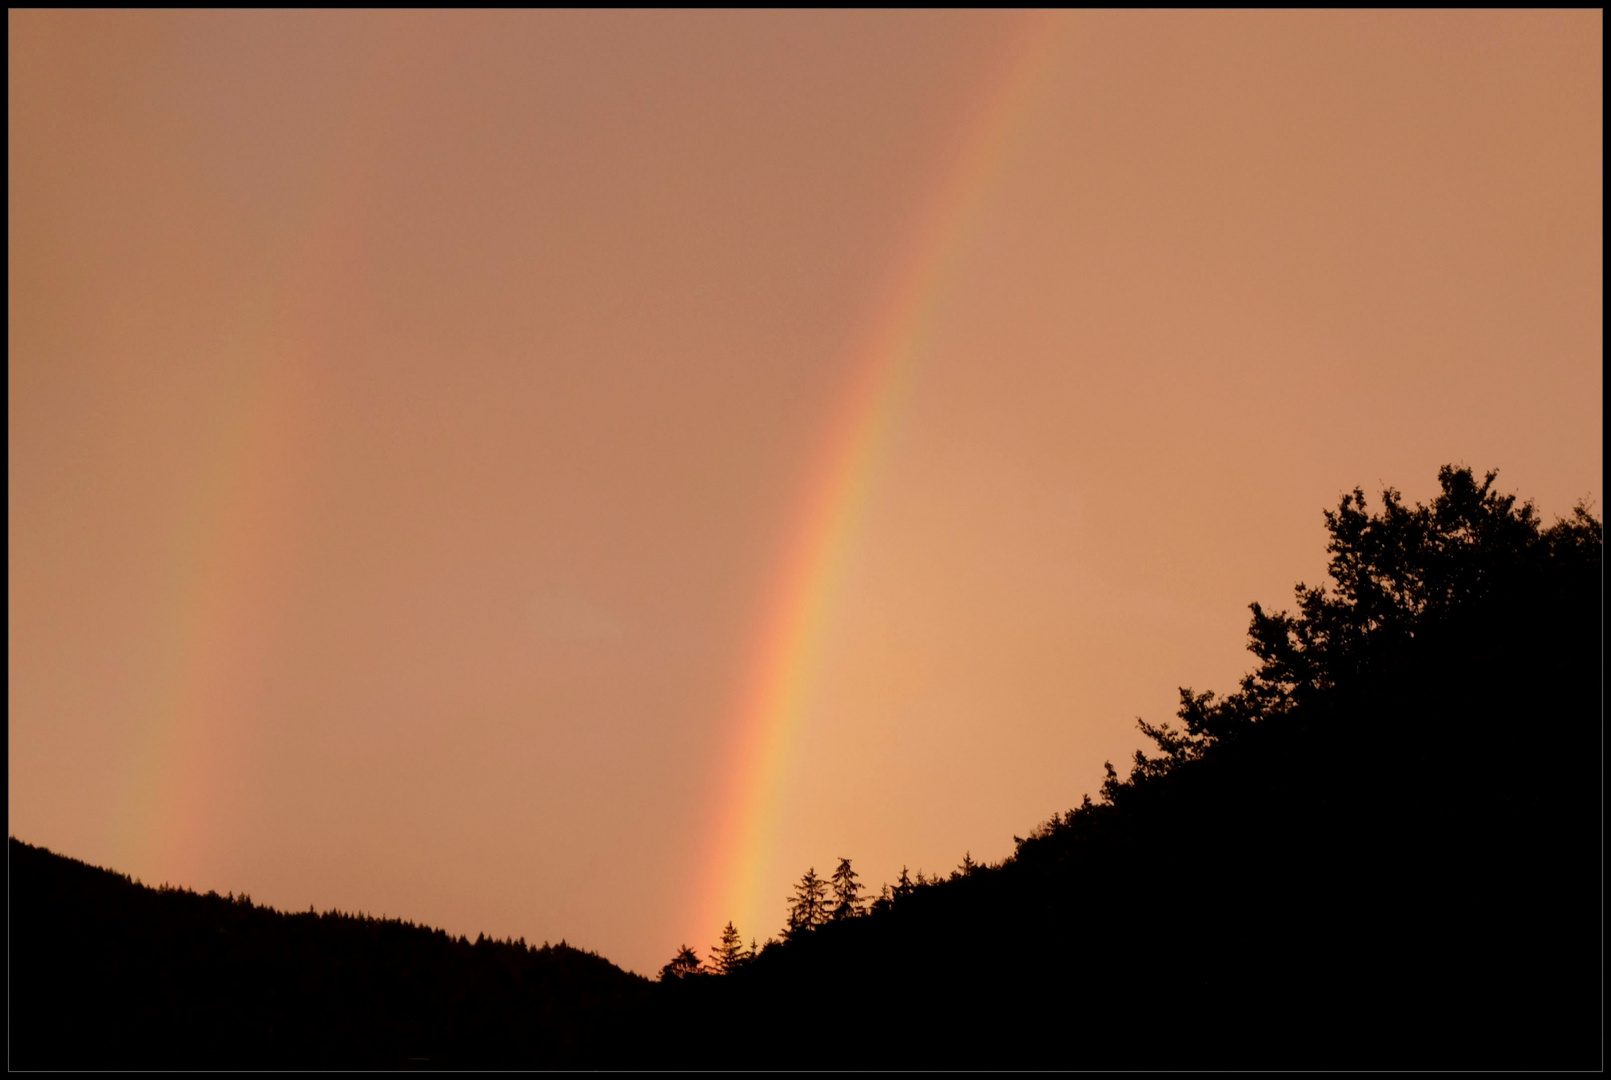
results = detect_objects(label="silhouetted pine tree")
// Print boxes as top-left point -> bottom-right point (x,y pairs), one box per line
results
784,868 -> 828,940
707,922 -> 745,975
829,858 -> 864,920
658,945 -> 702,981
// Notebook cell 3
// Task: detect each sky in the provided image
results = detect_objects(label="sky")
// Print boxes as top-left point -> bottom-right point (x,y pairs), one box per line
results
9,10 -> 1601,976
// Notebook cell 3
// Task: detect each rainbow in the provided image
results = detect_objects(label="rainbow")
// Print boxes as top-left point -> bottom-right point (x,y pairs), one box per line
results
695,13 -> 1071,944
124,302 -> 313,880
119,34 -> 421,882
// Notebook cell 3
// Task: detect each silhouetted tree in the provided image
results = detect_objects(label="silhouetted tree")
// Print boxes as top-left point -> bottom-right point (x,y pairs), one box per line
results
784,868 -> 829,940
829,858 -> 864,920
987,465 -> 1601,1068
707,922 -> 746,975
1101,465 -> 1604,788
659,945 -> 702,981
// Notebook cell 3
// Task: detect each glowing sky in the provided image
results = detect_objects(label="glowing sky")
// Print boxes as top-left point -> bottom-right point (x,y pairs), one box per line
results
9,10 -> 1601,975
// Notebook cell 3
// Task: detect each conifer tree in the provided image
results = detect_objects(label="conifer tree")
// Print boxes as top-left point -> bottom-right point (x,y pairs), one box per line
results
707,921 -> 745,975
829,857 -> 864,920
658,944 -> 702,981
784,867 -> 829,940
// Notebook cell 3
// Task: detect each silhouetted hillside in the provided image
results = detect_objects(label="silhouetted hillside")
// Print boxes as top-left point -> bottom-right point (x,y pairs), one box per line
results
657,466 -> 1601,1069
8,838 -> 653,1068
11,465 -> 1600,1069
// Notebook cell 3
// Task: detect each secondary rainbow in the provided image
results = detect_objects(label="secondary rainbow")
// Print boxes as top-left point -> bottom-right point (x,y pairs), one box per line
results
120,38 -> 421,883
696,15 -> 1071,944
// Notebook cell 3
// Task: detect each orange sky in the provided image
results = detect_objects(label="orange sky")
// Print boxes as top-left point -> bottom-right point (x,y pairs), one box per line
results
9,10 -> 1601,975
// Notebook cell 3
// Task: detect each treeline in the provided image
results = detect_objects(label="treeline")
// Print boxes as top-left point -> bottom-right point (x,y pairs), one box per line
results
8,838 -> 653,1068
661,855 -> 990,979
653,466 -> 1601,1069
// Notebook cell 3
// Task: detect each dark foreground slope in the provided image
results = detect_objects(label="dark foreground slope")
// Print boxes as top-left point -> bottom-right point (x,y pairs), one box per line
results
654,467 -> 1602,1069
10,466 -> 1601,1069
9,839 -> 653,1068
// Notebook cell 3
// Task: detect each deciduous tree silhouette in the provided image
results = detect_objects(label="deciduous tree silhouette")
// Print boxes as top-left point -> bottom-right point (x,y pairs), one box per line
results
1095,464 -> 1602,786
